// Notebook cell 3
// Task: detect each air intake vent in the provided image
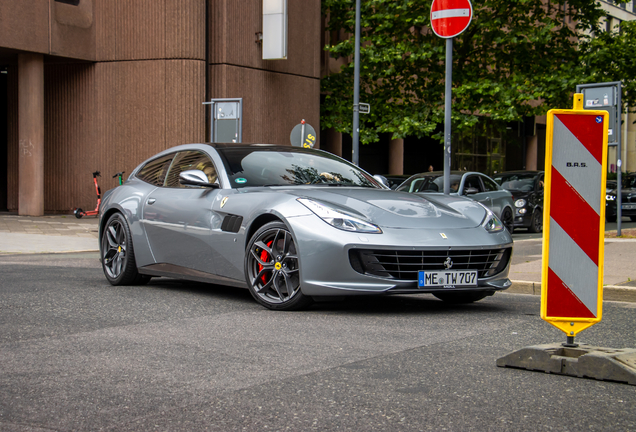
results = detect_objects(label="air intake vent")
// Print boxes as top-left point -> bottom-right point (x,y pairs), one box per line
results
221,215 -> 243,233
349,248 -> 511,281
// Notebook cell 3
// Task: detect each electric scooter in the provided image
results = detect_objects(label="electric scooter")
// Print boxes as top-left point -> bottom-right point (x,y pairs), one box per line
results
74,171 -> 125,218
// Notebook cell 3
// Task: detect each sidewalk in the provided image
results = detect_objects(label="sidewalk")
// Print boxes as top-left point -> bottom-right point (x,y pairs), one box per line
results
1,213 -> 635,302
0,214 -> 99,254
506,235 -> 636,303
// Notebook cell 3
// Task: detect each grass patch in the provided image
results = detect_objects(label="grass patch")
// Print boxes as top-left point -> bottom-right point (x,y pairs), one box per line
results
605,228 -> 636,239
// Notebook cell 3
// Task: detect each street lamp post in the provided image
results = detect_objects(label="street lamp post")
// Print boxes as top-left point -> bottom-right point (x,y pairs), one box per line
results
352,0 -> 361,166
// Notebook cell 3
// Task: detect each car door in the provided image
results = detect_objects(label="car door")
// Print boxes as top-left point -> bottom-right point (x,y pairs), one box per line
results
463,175 -> 491,209
481,174 -> 510,218
142,150 -> 222,273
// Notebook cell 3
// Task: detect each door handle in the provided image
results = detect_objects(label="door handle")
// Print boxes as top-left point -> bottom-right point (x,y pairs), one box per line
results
147,198 -> 156,205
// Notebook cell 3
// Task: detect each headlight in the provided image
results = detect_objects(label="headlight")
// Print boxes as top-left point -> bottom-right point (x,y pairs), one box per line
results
514,199 -> 526,207
606,195 -> 616,201
482,210 -> 504,233
297,198 -> 382,233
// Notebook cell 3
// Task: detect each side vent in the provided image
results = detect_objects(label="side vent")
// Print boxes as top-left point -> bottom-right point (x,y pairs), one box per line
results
221,215 -> 243,233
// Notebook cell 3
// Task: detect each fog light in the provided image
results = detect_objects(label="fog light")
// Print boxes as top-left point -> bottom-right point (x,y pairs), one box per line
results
518,208 -> 527,215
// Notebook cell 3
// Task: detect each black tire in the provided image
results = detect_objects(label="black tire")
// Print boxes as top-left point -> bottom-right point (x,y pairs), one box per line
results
74,208 -> 83,219
244,221 -> 312,311
528,208 -> 543,233
433,291 -> 492,304
101,212 -> 147,285
501,207 -> 514,234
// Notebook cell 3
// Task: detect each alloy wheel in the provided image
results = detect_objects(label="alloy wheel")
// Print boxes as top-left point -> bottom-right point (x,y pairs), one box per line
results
247,226 -> 301,305
102,218 -> 128,279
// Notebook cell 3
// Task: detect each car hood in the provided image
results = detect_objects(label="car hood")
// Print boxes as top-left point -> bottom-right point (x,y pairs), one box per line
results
608,188 -> 636,198
283,187 -> 488,229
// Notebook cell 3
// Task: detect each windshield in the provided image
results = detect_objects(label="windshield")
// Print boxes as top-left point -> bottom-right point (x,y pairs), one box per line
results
397,174 -> 463,193
494,173 -> 538,192
216,146 -> 382,189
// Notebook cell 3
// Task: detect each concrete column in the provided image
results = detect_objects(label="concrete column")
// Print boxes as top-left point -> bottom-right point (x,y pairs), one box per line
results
18,53 -> 44,216
388,138 -> 404,174
525,134 -> 538,171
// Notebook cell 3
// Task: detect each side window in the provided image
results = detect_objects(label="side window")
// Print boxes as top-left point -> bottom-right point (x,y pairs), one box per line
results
136,153 -> 175,186
482,176 -> 499,192
464,176 -> 483,192
537,174 -> 545,191
164,151 -> 218,188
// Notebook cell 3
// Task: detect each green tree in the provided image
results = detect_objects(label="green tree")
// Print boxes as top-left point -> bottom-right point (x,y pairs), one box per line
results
322,0 -> 634,144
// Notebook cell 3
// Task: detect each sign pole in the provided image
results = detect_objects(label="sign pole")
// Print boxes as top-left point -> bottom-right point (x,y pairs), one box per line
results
430,0 -> 472,194
352,0 -> 361,166
443,38 -> 452,195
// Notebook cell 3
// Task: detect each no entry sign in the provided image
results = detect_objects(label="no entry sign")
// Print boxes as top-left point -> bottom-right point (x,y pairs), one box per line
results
430,0 -> 473,38
541,94 -> 609,338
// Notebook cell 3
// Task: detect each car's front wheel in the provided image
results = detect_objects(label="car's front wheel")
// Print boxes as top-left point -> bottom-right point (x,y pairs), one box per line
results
501,208 -> 514,234
101,212 -> 149,285
529,208 -> 543,233
433,291 -> 493,304
244,221 -> 312,311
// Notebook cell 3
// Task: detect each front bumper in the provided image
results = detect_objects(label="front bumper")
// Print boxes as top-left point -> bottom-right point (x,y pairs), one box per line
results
287,215 -> 513,297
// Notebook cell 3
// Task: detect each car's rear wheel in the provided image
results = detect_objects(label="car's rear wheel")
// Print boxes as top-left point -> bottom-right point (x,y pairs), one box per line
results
101,212 -> 149,285
528,208 -> 543,233
501,208 -> 514,234
245,221 -> 312,311
433,291 -> 492,304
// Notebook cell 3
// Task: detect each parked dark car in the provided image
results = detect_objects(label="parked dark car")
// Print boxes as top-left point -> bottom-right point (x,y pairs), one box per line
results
493,171 -> 544,233
606,173 -> 636,222
396,171 -> 515,233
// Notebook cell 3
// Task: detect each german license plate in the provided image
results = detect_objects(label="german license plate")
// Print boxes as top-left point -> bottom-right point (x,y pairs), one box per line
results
418,270 -> 478,288
622,204 -> 636,210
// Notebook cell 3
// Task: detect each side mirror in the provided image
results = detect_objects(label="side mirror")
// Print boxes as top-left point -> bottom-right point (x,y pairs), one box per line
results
464,187 -> 479,195
373,175 -> 390,189
179,170 -> 219,188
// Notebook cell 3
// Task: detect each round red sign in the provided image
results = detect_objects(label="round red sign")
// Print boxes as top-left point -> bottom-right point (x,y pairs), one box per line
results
430,0 -> 473,38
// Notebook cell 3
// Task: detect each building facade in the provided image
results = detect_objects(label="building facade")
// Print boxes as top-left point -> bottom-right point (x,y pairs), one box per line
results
0,0 -> 321,214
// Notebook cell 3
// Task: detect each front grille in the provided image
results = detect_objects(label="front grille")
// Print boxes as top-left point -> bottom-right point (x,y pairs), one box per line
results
349,248 -> 512,281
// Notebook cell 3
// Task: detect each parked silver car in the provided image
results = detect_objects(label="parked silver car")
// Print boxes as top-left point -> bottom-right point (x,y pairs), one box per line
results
396,171 -> 516,233
98,144 -> 513,310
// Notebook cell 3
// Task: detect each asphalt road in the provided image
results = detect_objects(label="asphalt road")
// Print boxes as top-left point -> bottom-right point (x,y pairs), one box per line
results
1,253 -> 635,431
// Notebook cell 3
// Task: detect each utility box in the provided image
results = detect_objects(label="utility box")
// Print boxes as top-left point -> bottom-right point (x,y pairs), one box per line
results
206,98 -> 242,143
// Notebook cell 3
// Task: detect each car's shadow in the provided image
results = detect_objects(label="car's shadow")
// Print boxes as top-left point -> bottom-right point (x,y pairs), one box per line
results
144,277 -> 507,315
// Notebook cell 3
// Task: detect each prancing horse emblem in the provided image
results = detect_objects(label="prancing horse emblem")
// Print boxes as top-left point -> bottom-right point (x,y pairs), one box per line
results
444,257 -> 453,269
221,197 -> 229,208
440,233 -> 447,239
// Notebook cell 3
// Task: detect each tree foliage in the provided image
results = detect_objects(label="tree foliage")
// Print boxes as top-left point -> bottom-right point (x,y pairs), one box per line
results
321,0 -> 634,144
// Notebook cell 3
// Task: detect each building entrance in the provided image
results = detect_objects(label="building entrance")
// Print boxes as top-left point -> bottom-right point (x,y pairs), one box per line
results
0,67 -> 8,210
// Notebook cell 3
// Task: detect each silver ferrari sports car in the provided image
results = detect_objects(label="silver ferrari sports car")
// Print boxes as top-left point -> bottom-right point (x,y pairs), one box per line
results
98,143 -> 513,310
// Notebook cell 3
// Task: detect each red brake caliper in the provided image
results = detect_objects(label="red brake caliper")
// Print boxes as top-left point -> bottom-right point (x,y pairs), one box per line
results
258,240 -> 274,284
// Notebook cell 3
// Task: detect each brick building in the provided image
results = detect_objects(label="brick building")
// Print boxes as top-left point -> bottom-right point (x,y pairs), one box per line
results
0,0 -> 321,215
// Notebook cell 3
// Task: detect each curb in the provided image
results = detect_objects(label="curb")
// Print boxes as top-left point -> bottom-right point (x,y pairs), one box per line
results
509,280 -> 636,303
